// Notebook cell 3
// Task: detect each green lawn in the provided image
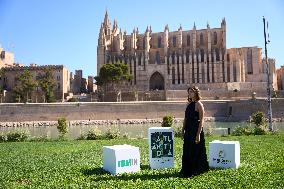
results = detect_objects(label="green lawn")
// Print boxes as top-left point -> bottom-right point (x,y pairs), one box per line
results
0,135 -> 283,188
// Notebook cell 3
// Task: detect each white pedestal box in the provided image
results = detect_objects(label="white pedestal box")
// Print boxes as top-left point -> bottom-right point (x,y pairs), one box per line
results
209,140 -> 240,169
103,144 -> 140,175
148,127 -> 174,169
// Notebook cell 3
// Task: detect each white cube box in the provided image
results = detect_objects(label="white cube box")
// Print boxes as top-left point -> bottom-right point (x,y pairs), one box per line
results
209,140 -> 240,169
103,144 -> 140,175
148,127 -> 174,169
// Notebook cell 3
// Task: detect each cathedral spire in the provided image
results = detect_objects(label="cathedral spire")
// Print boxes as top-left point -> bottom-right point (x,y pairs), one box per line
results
179,24 -> 182,31
207,21 -> 210,29
146,26 -> 149,33
102,9 -> 111,35
221,17 -> 226,26
104,9 -> 109,24
164,24 -> 169,31
193,22 -> 196,30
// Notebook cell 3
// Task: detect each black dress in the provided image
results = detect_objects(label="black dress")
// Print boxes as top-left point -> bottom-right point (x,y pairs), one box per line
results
180,102 -> 209,177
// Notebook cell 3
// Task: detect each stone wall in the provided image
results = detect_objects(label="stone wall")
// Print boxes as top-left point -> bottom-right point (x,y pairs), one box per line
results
0,99 -> 284,122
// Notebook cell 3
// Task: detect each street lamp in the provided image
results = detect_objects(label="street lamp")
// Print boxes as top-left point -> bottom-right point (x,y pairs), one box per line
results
263,16 -> 273,131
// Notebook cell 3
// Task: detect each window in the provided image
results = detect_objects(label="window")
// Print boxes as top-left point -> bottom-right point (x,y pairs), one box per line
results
158,36 -> 162,48
187,35 -> 190,46
57,76 -> 60,81
156,51 -> 161,64
215,48 -> 220,61
201,49 -> 205,62
138,54 -> 142,66
143,37 -> 145,49
214,32 -> 217,45
57,83 -> 60,90
186,50 -> 190,63
247,49 -> 253,74
173,36 -> 176,47
200,33 -> 204,45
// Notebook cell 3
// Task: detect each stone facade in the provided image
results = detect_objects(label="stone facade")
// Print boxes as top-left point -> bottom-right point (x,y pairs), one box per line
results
97,11 -> 277,94
1,99 -> 284,122
0,47 -> 14,68
277,66 -> 284,90
0,65 -> 70,102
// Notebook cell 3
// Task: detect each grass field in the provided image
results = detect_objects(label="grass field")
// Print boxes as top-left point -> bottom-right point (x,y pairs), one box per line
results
0,134 -> 283,188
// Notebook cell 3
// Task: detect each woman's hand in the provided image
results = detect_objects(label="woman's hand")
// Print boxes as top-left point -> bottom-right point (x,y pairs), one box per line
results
195,134 -> 200,144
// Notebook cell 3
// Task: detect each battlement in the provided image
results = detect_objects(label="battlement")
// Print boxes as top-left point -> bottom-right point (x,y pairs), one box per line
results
2,64 -> 65,71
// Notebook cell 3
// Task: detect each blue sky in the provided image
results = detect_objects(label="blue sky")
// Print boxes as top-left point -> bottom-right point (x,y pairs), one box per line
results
0,0 -> 283,77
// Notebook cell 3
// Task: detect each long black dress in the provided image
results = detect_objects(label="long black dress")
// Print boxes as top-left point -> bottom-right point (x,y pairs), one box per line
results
180,101 -> 209,177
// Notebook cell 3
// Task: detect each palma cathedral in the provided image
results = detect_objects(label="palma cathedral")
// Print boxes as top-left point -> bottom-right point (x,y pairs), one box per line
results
97,11 -> 277,98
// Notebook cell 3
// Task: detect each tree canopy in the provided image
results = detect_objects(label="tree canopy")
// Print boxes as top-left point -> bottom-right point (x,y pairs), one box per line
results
37,67 -> 56,102
95,62 -> 132,88
94,62 -> 132,101
13,69 -> 36,102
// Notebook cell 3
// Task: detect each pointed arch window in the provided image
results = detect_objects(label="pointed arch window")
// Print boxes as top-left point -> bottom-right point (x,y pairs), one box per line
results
186,50 -> 190,63
187,35 -> 190,46
173,36 -> 177,47
158,36 -> 162,48
200,33 -> 204,45
214,32 -> 217,45
201,49 -> 205,62
215,48 -> 220,61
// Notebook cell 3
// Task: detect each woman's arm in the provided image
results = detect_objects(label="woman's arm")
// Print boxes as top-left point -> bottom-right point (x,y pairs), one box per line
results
195,101 -> 204,144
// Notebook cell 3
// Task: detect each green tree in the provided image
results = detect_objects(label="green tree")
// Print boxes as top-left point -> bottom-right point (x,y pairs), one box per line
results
37,68 -> 56,102
94,62 -> 132,101
13,69 -> 36,103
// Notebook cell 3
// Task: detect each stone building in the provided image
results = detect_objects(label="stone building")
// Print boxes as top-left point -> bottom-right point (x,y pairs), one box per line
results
88,76 -> 94,93
0,47 -> 14,68
0,64 -> 70,102
97,11 -> 277,97
70,70 -> 92,94
277,66 -> 284,90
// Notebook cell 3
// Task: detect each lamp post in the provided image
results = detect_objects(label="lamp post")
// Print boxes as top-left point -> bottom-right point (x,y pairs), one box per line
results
263,16 -> 273,131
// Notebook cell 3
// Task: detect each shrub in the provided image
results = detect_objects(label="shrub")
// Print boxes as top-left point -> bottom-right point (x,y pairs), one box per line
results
0,132 -> 7,142
6,130 -> 30,142
105,126 -> 120,139
251,111 -> 267,135
162,115 -> 173,127
57,117 -> 68,138
251,111 -> 266,127
232,126 -> 252,136
253,126 -> 267,135
86,128 -> 102,140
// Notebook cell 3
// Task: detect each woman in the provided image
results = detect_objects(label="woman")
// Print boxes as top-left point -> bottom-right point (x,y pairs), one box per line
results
180,86 -> 209,177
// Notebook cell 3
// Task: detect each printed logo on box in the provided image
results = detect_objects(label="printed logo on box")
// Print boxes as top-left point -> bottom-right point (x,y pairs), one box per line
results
150,132 -> 173,158
118,159 -> 138,167
212,149 -> 232,165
